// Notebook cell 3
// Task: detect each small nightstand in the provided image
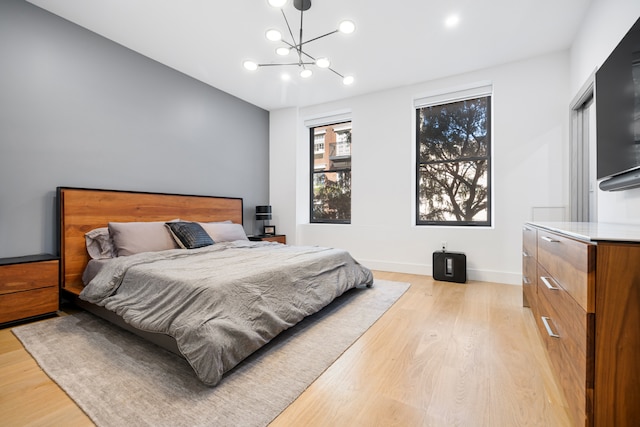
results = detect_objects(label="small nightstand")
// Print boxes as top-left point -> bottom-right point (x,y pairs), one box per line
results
248,234 -> 287,244
0,254 -> 59,325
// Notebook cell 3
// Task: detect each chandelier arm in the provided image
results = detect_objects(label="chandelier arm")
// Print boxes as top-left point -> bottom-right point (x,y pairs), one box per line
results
281,40 -> 297,49
328,67 -> 345,78
248,2 -> 353,83
298,30 -> 340,48
285,43 -> 315,62
280,9 -> 298,51
275,40 -> 345,76
299,50 -> 316,62
298,6 -> 304,66
257,62 -> 314,67
281,40 -> 316,64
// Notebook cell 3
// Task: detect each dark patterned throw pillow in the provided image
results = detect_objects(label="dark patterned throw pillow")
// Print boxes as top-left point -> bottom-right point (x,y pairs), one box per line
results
165,222 -> 214,249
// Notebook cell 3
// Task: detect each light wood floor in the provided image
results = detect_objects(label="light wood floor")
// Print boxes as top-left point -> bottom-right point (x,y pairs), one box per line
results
0,271 -> 572,426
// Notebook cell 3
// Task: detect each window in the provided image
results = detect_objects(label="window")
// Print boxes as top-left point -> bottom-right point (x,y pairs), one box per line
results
314,133 -> 325,155
310,121 -> 352,223
416,95 -> 491,226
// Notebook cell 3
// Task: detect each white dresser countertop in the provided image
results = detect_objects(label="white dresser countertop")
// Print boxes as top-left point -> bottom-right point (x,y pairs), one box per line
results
526,221 -> 640,243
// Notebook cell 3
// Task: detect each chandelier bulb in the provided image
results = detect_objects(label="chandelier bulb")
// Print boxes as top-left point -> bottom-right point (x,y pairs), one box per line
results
267,0 -> 288,7
316,57 -> 330,68
338,20 -> 356,34
342,75 -> 354,85
243,60 -> 259,71
245,3 -> 355,84
265,29 -> 282,42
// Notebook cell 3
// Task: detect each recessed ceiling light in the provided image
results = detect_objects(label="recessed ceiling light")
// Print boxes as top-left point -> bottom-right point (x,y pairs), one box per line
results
281,73 -> 291,81
445,14 -> 460,28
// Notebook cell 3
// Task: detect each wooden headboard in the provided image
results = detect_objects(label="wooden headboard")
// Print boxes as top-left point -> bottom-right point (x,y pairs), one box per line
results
57,187 -> 243,295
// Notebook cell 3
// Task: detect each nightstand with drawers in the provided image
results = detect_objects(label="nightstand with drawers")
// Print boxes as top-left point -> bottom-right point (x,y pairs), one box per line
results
248,234 -> 287,244
0,254 -> 59,325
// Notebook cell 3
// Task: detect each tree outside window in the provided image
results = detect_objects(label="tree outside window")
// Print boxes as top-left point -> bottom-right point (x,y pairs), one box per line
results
310,122 -> 351,223
416,96 -> 491,226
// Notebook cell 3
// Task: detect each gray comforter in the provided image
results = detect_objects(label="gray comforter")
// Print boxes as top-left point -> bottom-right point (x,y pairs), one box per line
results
80,240 -> 373,386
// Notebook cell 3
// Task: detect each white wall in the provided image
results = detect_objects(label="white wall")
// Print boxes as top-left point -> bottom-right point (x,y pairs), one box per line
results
570,0 -> 640,224
271,51 -> 570,284
269,108 -> 299,239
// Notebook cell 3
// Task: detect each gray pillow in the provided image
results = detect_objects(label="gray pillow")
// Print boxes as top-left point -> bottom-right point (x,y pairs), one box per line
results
108,220 -> 180,256
166,222 -> 214,249
85,227 -> 116,259
200,222 -> 249,242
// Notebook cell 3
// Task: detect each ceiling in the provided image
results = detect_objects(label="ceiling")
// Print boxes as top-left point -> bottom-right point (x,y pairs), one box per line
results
26,0 -> 592,111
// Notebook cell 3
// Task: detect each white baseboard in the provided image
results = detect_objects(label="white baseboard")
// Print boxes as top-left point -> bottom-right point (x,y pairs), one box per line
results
360,259 -> 521,286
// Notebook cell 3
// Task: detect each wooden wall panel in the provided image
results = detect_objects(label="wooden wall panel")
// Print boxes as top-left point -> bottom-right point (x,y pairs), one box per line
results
58,187 -> 243,294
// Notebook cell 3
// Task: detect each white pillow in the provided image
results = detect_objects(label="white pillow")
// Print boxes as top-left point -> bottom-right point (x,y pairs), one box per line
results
200,222 -> 249,242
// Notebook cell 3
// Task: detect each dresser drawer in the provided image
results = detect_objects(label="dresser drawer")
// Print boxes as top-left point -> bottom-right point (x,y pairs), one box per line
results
522,226 -> 537,307
522,253 -> 537,307
537,230 -> 595,312
0,260 -> 58,295
537,264 -> 590,365
522,253 -> 536,308
535,264 -> 594,426
522,225 -> 537,259
0,286 -> 58,323
0,256 -> 59,324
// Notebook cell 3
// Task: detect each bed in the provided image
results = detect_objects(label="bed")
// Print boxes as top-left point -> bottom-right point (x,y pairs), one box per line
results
57,187 -> 373,386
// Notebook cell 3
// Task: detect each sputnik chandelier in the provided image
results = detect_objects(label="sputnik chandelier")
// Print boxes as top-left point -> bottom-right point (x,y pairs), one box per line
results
243,0 -> 355,85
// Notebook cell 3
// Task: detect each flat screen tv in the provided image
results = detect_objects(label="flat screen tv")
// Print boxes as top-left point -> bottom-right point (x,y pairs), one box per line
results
596,16 -> 640,191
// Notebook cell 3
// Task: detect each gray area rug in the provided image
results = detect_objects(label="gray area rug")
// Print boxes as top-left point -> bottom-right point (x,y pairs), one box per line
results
12,280 -> 409,427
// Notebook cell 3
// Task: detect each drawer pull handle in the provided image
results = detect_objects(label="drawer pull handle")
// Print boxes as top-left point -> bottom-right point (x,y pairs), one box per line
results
522,251 -> 529,257
540,276 -> 559,290
541,236 -> 559,243
541,316 -> 560,338
523,277 -> 531,285
523,226 -> 533,232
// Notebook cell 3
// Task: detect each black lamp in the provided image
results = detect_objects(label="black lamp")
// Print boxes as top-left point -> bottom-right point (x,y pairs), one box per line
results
255,205 -> 273,235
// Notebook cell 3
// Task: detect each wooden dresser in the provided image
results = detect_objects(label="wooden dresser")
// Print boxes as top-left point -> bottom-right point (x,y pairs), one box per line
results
522,222 -> 640,426
0,254 -> 59,324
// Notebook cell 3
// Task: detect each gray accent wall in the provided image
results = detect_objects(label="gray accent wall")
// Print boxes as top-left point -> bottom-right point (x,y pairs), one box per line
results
0,0 -> 269,258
